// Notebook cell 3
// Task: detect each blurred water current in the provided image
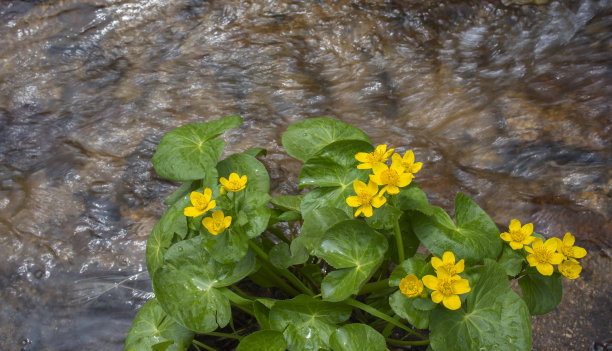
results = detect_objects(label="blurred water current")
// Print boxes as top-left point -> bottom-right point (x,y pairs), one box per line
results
0,0 -> 610,349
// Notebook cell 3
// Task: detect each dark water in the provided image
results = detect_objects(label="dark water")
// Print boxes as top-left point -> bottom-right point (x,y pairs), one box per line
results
0,0 -> 610,350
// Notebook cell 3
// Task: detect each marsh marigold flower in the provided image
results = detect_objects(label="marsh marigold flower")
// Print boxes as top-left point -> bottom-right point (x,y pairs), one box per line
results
422,271 -> 470,310
369,155 -> 412,195
431,251 -> 465,277
399,274 -> 424,298
355,144 -> 394,170
500,219 -> 536,250
202,210 -> 232,235
524,238 -> 564,276
184,188 -> 216,217
346,180 -> 386,217
397,150 -> 423,175
555,232 -> 587,262
558,259 -> 582,280
220,173 -> 247,195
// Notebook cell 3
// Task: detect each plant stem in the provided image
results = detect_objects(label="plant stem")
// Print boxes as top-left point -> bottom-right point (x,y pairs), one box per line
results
391,196 -> 405,263
221,288 -> 255,316
203,331 -> 243,340
267,227 -> 291,244
358,278 -> 390,295
385,338 -> 430,346
192,340 -> 218,351
259,263 -> 300,296
247,239 -> 314,296
345,298 -> 426,340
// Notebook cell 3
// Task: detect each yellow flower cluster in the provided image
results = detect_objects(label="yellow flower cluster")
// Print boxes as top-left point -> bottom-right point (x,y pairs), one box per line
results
183,172 -> 247,235
399,252 -> 470,310
501,220 -> 587,279
346,145 -> 422,218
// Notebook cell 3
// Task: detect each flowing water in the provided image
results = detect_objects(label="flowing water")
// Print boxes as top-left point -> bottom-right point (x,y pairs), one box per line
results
0,0 -> 610,349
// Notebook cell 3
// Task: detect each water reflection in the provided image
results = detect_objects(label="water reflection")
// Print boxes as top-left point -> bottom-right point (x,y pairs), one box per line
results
0,0 -> 609,349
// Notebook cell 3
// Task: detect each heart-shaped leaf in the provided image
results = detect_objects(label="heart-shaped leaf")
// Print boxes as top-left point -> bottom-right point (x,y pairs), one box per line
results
429,260 -> 531,351
124,298 -> 194,351
146,197 -> 190,276
152,115 -> 242,181
269,295 -> 352,351
412,193 -> 502,265
282,117 -> 371,163
300,186 -> 356,217
316,220 -> 388,302
294,206 -> 350,253
217,152 -> 270,194
270,195 -> 303,213
152,237 -> 255,333
388,256 -> 435,329
396,183 -> 432,215
498,244 -> 525,277
518,273 -> 562,315
329,324 -> 386,351
269,242 -> 309,268
201,225 -> 250,264
236,330 -> 287,351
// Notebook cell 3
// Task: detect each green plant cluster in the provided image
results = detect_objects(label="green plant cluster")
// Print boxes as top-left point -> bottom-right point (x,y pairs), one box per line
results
126,116 -> 574,351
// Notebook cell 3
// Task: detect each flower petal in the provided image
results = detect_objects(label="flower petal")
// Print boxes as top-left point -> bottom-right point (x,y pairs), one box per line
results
366,180 -> 379,195
224,216 -> 232,228
397,173 -> 414,187
550,253 -> 564,265
357,163 -> 372,170
190,191 -> 204,206
219,177 -> 229,188
455,259 -> 465,274
536,263 -> 554,276
543,238 -> 558,251
371,195 -> 386,208
431,257 -> 443,271
184,206 -> 204,217
452,278 -> 471,294
430,290 -> 443,304
563,232 -> 575,246
500,232 -> 512,241
353,180 -> 367,193
522,236 -> 536,245
520,222 -> 533,236
526,254 -> 538,267
346,196 -> 361,208
403,150 -> 415,165
355,152 -> 370,163
410,162 -> 423,173
509,241 -> 523,250
204,200 -> 216,213
509,219 -> 521,232
203,188 -> 212,202
442,252 -> 456,265
443,294 -> 461,310
386,185 -> 399,195
361,205 -> 373,218
573,246 -> 587,259
422,275 -> 438,290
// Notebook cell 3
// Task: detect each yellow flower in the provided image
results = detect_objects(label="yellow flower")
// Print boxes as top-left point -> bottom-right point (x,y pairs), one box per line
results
369,155 -> 413,195
524,238 -> 564,276
397,150 -> 423,175
558,259 -> 582,280
399,274 -> 424,298
555,232 -> 587,261
345,180 -> 387,217
431,251 -> 465,277
355,144 -> 394,169
422,271 -> 471,310
500,219 -> 536,250
184,188 -> 216,217
220,173 -> 247,194
202,210 -> 232,235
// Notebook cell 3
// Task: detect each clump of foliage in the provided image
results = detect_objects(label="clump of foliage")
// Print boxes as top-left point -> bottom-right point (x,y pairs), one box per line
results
125,116 -> 587,351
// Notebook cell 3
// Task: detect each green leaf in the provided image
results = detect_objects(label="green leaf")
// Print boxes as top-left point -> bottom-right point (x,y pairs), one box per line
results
389,291 -> 430,329
163,181 -> 198,206
243,147 -> 267,157
412,193 -> 502,265
388,256 -> 435,328
429,260 -> 531,351
270,195 -> 303,213
152,237 -> 255,333
300,264 -> 323,286
236,330 -> 286,351
396,183 -> 432,215
217,153 -> 270,194
277,210 -> 301,222
201,225 -> 249,264
388,255 -> 433,285
316,220 -> 388,302
146,198 -> 190,276
300,186 -> 356,217
295,206 -> 350,253
269,295 -> 352,351
124,298 -> 194,351
238,190 -> 272,239
498,244 -> 525,277
152,115 -> 242,181
253,301 -> 272,330
282,117 -> 371,162
298,140 -> 372,188
365,203 -> 402,230
518,273 -> 562,315
329,324 -> 386,351
269,242 -> 309,268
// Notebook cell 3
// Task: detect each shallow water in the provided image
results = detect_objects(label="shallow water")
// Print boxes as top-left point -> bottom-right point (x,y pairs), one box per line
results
0,0 -> 610,349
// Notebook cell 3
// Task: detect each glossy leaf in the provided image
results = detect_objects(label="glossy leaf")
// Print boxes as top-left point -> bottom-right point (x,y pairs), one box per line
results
429,260 -> 531,351
237,190 -> 272,239
389,291 -> 430,329
253,301 -> 272,330
316,220 -> 388,301
152,115 -> 242,181
282,117 -> 371,163
152,237 -> 255,333
201,225 -> 249,264
298,140 -> 372,188
269,242 -> 309,268
163,181 -> 197,206
412,193 -> 502,265
146,197 -> 190,276
389,256 -> 435,328
217,153 -> 270,194
365,203 -> 402,230
236,330 -> 287,351
124,298 -> 194,351
300,186 -> 355,217
269,295 -> 352,351
295,206 -> 350,253
396,183 -> 432,215
518,273 -> 562,315
243,147 -> 267,157
270,195 -> 303,212
498,244 -> 525,277
329,324 -> 386,351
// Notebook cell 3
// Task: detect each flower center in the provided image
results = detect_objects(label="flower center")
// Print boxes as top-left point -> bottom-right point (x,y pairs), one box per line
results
534,247 -> 552,263
438,277 -> 454,296
228,180 -> 241,190
366,150 -> 384,163
194,197 -> 207,210
562,245 -> 574,257
380,169 -> 399,185
358,192 -> 372,205
213,219 -> 224,231
510,229 -> 525,242
442,263 -> 456,276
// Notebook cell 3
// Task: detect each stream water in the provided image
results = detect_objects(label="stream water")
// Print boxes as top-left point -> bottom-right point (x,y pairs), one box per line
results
0,0 -> 610,350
